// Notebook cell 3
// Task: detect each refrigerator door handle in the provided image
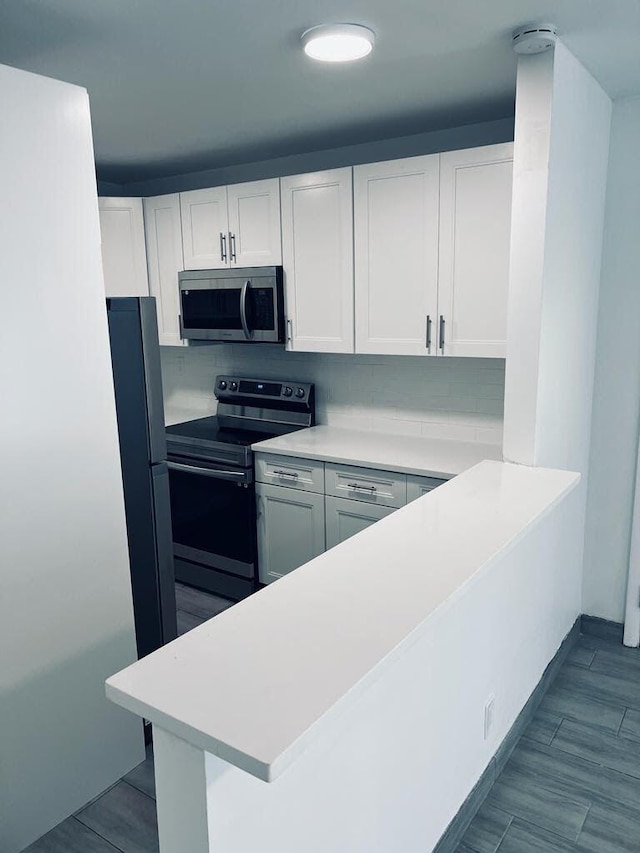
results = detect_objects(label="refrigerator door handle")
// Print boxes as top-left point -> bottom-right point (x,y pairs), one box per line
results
151,462 -> 178,647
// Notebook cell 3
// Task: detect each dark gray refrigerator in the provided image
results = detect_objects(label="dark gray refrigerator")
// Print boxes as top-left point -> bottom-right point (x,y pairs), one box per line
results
107,297 -> 177,658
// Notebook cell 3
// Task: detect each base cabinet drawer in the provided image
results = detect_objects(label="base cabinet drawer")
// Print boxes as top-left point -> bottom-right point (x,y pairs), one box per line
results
255,453 -> 325,493
256,483 -> 325,584
325,496 -> 395,549
406,474 -> 447,503
325,463 -> 406,508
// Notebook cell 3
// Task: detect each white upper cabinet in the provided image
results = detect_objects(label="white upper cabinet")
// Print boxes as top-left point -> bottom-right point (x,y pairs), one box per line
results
227,179 -> 282,267
143,194 -> 185,346
438,143 -> 514,358
180,180 -> 281,271
280,168 -> 354,353
354,155 -> 440,356
98,197 -> 149,297
180,187 -> 229,270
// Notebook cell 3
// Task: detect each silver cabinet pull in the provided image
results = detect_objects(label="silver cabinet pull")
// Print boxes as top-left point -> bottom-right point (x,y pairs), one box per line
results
274,470 -> 299,479
287,318 -> 293,344
439,315 -> 445,353
229,232 -> 237,262
426,315 -> 432,352
347,483 -> 377,492
220,232 -> 227,262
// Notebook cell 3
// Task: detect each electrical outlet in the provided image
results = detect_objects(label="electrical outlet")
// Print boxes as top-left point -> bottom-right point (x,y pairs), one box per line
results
484,695 -> 495,740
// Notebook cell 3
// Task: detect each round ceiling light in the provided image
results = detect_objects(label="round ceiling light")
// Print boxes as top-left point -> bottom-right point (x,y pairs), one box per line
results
301,24 -> 375,63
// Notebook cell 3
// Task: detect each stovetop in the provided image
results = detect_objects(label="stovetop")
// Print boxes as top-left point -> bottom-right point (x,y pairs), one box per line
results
165,375 -> 315,469
166,416 -> 275,448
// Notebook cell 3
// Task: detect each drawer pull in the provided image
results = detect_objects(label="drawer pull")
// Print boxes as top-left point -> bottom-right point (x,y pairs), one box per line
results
347,483 -> 377,493
274,470 -> 299,479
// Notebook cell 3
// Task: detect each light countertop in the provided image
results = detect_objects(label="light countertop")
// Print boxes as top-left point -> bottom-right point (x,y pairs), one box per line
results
252,425 -> 503,478
106,460 -> 579,783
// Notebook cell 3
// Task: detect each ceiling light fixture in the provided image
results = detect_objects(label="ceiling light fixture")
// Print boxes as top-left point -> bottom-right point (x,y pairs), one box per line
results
301,24 -> 375,63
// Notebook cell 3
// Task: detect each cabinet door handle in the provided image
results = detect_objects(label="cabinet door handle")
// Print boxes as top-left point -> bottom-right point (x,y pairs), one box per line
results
347,483 -> 377,493
229,232 -> 237,262
274,470 -> 299,479
287,318 -> 293,344
439,315 -> 445,353
220,232 -> 227,262
426,315 -> 432,352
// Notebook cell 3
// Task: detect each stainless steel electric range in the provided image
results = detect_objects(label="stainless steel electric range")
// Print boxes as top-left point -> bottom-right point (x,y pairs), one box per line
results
165,376 -> 315,600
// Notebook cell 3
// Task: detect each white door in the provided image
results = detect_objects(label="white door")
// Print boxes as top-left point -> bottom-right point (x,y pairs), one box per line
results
281,169 -> 354,353
180,187 -> 229,270
438,143 -> 513,358
98,197 -> 149,297
227,179 -> 282,267
354,155 -> 440,356
256,483 -> 325,584
143,194 -> 185,346
325,496 -> 394,549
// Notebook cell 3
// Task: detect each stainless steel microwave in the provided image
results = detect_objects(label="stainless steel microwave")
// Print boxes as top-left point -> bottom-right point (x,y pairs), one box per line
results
178,267 -> 285,343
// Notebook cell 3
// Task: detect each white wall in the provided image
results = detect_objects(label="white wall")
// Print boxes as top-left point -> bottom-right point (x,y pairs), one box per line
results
161,346 -> 505,444
534,44 -> 611,477
0,65 -> 144,852
583,96 -> 640,622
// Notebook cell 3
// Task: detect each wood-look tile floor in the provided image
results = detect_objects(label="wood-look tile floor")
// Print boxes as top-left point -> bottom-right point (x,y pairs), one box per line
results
23,632 -> 640,852
456,634 -> 640,853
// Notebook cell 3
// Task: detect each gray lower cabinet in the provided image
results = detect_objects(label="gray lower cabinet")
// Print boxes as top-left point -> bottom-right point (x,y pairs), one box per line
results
406,474 -> 446,502
255,451 -> 447,583
256,482 -> 326,584
325,496 -> 395,549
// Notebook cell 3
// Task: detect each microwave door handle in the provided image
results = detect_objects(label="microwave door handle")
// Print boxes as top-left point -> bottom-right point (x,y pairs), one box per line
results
240,279 -> 252,340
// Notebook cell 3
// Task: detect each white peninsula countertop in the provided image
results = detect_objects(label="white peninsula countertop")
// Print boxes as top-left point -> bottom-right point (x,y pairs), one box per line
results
106,460 -> 580,783
252,425 -> 503,478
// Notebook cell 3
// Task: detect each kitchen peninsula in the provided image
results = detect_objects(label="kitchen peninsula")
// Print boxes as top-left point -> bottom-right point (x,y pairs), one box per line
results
106,459 -> 582,853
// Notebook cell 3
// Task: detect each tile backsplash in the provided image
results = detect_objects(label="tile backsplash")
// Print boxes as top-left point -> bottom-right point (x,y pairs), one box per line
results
161,345 -> 505,445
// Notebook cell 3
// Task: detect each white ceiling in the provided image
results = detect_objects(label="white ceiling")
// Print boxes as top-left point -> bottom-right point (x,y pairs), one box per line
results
1,0 -> 638,184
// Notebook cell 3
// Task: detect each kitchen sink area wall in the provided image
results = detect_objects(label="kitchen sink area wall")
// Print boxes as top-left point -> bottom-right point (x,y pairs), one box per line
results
160,345 -> 505,445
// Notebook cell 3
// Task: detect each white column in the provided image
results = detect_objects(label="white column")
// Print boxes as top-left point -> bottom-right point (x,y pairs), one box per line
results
503,42 -> 611,476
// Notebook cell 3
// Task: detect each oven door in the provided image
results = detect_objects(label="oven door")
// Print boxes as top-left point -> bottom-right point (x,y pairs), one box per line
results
167,456 -> 257,591
179,271 -> 284,343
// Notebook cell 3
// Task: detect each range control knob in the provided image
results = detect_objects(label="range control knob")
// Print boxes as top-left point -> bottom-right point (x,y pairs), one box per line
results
229,381 -> 238,391
218,380 -> 228,390
295,387 -> 305,399
283,386 -> 293,397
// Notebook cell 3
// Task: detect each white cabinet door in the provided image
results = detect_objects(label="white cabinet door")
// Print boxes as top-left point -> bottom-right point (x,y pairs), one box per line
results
354,155 -> 439,356
227,179 -> 282,267
406,474 -> 446,503
438,143 -> 513,358
180,187 -> 229,270
256,483 -> 325,584
98,197 -> 149,297
281,169 -> 354,353
143,194 -> 185,346
325,496 -> 394,549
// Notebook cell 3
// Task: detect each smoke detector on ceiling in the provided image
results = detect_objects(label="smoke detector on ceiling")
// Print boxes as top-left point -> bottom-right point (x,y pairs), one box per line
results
512,24 -> 558,54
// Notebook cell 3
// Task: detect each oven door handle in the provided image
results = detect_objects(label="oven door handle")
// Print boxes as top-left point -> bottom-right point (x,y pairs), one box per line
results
167,460 -> 250,484
240,279 -> 252,340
